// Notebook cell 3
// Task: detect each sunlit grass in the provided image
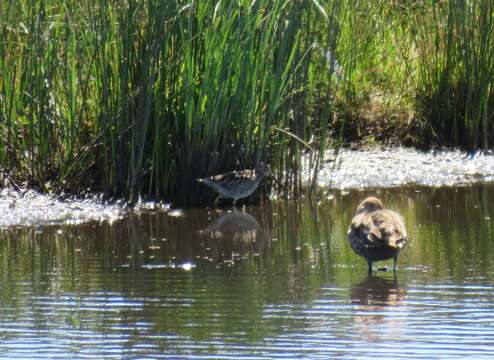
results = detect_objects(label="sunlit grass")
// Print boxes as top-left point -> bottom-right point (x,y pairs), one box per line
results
1,0 -> 343,203
1,0 -> 493,204
411,0 -> 494,149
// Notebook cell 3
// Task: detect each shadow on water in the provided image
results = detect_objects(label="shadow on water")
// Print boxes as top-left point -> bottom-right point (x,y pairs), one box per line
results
350,274 -> 405,307
1,184 -> 494,358
198,208 -> 268,263
350,274 -> 406,342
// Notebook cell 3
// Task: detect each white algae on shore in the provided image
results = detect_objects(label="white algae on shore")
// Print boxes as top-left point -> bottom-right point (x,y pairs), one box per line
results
0,189 -> 124,228
306,147 -> 494,190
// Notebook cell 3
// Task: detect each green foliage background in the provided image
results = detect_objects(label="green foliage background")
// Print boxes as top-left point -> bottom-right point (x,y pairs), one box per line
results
1,0 -> 493,203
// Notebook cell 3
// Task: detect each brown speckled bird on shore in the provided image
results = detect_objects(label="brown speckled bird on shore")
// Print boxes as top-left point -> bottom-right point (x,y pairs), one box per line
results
197,163 -> 272,206
347,196 -> 408,274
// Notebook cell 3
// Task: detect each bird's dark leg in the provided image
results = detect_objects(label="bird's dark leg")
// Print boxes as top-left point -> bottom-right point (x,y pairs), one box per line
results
232,198 -> 237,207
214,195 -> 221,207
393,254 -> 398,272
367,261 -> 373,274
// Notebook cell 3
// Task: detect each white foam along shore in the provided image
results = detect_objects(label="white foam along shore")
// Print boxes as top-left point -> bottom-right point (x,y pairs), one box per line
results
0,187 -> 173,228
304,147 -> 494,190
0,188 -> 125,228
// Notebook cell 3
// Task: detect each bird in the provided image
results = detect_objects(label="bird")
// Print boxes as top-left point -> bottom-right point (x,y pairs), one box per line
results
197,163 -> 272,206
347,196 -> 408,274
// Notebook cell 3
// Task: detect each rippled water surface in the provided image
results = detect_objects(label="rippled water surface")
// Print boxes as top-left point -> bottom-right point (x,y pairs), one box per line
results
1,185 -> 494,359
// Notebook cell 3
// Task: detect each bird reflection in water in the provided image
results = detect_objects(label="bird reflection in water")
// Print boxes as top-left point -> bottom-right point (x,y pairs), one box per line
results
350,274 -> 406,341
199,208 -> 267,264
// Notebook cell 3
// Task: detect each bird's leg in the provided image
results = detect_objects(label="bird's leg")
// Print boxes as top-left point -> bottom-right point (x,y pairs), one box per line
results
367,261 -> 373,275
214,195 -> 221,207
232,198 -> 238,207
393,254 -> 398,272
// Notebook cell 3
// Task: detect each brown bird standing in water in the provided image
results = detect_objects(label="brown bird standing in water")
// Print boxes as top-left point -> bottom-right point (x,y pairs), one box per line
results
347,197 -> 408,274
197,163 -> 272,206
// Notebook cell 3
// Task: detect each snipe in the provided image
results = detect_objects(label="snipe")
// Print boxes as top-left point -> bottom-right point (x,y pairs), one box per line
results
197,163 -> 271,206
347,196 -> 408,274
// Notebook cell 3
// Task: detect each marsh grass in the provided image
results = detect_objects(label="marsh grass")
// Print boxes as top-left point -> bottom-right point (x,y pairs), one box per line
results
1,0 -> 345,204
412,0 -> 494,149
1,1 -> 493,204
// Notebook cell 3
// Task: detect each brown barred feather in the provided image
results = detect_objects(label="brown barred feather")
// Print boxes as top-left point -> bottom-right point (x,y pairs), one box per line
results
347,196 -> 408,273
197,163 -> 271,205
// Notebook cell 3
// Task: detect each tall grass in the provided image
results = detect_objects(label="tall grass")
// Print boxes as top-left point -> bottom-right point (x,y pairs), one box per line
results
411,0 -> 494,149
1,1 -> 493,204
1,0 -> 344,203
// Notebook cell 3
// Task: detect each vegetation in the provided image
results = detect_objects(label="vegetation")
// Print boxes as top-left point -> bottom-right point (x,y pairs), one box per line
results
411,0 -> 494,149
1,0 -> 493,203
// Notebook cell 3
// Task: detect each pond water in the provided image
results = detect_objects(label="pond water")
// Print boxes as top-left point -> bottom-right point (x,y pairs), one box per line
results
1,184 -> 494,359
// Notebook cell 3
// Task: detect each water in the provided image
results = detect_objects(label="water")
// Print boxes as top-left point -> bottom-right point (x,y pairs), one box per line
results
1,184 -> 494,359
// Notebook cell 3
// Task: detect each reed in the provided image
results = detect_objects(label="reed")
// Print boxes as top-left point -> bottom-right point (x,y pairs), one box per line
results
411,0 -> 494,149
1,0 -> 344,203
2,1 -> 492,204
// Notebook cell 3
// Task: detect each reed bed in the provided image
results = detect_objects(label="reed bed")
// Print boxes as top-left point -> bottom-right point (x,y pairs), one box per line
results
1,0 -> 493,204
411,0 -> 494,149
1,0 -> 345,204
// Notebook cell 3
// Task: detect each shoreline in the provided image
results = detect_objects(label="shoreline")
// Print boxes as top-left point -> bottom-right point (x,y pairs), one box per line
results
2,146 -> 494,228
304,146 -> 494,191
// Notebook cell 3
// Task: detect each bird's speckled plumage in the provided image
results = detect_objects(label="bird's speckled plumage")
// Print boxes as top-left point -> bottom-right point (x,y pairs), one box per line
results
197,163 -> 271,205
347,196 -> 408,273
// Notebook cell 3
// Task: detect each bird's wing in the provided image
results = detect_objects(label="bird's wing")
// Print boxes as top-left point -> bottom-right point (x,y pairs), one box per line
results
349,213 -> 383,245
371,210 -> 408,247
207,169 -> 256,183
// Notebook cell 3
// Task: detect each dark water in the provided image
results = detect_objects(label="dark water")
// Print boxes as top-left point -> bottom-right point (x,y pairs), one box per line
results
1,185 -> 494,359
